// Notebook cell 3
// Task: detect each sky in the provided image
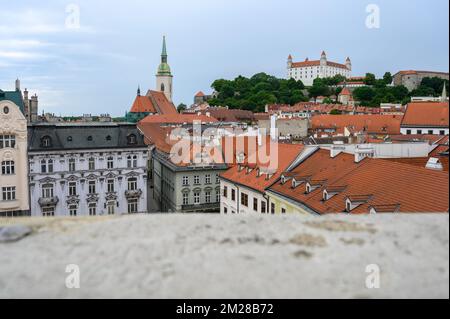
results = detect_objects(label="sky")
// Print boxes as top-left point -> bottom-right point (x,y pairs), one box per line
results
0,0 -> 448,116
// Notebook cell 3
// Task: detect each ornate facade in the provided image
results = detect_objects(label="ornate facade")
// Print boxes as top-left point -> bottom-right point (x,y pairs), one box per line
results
0,98 -> 30,216
27,123 -> 148,216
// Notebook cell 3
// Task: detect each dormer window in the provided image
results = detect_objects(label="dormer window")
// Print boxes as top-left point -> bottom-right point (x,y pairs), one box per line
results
87,136 -> 93,141
41,136 -> 52,148
305,183 -> 311,194
67,136 -> 73,142
323,190 -> 328,201
346,201 -> 352,212
127,134 -> 137,145
106,135 -> 112,141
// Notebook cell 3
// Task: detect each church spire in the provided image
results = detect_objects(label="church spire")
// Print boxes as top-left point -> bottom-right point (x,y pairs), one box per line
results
161,35 -> 168,63
137,85 -> 141,96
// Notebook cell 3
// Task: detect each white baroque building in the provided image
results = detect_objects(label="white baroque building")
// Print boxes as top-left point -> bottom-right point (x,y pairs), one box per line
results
27,123 -> 148,217
0,97 -> 30,217
287,51 -> 351,86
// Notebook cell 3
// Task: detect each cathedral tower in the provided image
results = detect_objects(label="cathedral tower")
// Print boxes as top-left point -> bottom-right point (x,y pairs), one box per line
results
156,36 -> 173,102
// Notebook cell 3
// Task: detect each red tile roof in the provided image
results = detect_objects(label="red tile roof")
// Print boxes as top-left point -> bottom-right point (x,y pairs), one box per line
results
340,88 -> 351,96
129,90 -> 177,115
268,149 -> 449,214
130,95 -> 157,113
195,91 -> 205,97
221,143 -> 304,193
401,102 -> 449,127
139,113 -> 218,124
311,114 -> 402,135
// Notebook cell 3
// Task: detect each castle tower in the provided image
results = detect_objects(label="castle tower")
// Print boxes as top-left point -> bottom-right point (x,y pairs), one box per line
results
287,54 -> 293,68
345,57 -> 352,71
320,51 -> 327,66
156,36 -> 173,102
441,83 -> 447,102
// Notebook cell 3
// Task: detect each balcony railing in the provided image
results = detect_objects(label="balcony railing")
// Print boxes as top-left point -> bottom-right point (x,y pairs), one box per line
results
181,202 -> 220,212
38,196 -> 59,207
125,189 -> 143,199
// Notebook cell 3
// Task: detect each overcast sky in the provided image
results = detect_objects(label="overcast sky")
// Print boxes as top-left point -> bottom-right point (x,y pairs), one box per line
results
0,0 -> 448,116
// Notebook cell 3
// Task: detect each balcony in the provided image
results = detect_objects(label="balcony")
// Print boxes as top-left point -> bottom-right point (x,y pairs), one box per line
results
125,189 -> 142,199
181,202 -> 220,213
38,196 -> 59,207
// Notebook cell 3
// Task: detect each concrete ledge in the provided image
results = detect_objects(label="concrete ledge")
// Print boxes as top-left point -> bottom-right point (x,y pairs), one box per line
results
0,214 -> 448,298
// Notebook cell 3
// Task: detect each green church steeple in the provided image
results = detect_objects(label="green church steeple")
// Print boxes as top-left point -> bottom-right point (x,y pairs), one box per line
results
157,36 -> 171,76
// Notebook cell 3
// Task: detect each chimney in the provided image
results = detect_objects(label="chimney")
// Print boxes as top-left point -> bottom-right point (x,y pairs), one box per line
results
426,157 -> 443,171
15,78 -> 20,91
270,114 -> 277,141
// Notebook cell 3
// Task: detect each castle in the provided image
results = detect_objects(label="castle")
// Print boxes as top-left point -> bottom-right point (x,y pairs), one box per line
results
287,51 -> 351,86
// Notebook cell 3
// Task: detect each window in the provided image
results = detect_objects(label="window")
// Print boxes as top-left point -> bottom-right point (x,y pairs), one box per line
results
68,158 -> 75,172
0,135 -> 15,148
68,182 -> 77,196
3,106 -> 9,114
107,156 -> 114,169
417,130 -> 422,135
41,159 -> 53,173
89,203 -> 96,216
107,179 -> 115,193
67,136 -> 73,142
107,201 -> 115,215
106,135 -> 112,141
428,130 -> 434,135
42,184 -> 54,198
127,155 -> 138,168
261,201 -> 266,214
42,207 -> 54,217
205,174 -> 211,184
183,193 -> 189,205
182,176 -> 189,186
241,193 -> 248,207
231,189 -> 236,201
41,136 -> 52,148
127,134 -> 137,145
69,205 -> 77,216
406,130 -> 411,135
128,198 -> 138,213
205,191 -> 211,203
224,207 -> 228,214
194,175 -> 200,185
88,158 -> 95,170
346,202 -> 351,212
216,174 -> 220,183
281,208 -> 286,214
128,177 -> 137,191
440,130 -> 445,135
88,180 -> 96,194
223,186 -> 228,198
87,136 -> 93,141
253,198 -> 258,211
271,203 -> 275,214
2,186 -> 16,201
194,191 -> 200,204
216,190 -> 220,203
1,161 -> 14,175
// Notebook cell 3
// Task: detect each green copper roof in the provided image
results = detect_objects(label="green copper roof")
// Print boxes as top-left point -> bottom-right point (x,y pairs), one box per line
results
162,36 -> 167,57
157,36 -> 172,76
0,89 -> 24,113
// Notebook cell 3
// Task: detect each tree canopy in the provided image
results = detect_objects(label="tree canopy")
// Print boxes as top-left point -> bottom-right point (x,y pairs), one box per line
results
207,73 -> 308,112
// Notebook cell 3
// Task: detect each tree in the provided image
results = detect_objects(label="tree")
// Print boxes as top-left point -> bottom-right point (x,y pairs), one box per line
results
329,109 -> 342,115
177,103 -> 187,113
364,73 -> 376,86
353,86 -> 376,102
383,72 -> 393,85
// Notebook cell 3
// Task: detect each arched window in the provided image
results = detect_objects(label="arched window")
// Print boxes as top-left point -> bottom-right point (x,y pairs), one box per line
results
127,155 -> 138,168
41,136 -> 52,148
88,157 -> 95,170
161,83 -> 165,92
127,134 -> 136,145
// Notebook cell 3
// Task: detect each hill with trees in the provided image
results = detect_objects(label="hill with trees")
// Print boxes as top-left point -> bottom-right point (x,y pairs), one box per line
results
207,73 -> 308,112
207,72 -> 449,112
